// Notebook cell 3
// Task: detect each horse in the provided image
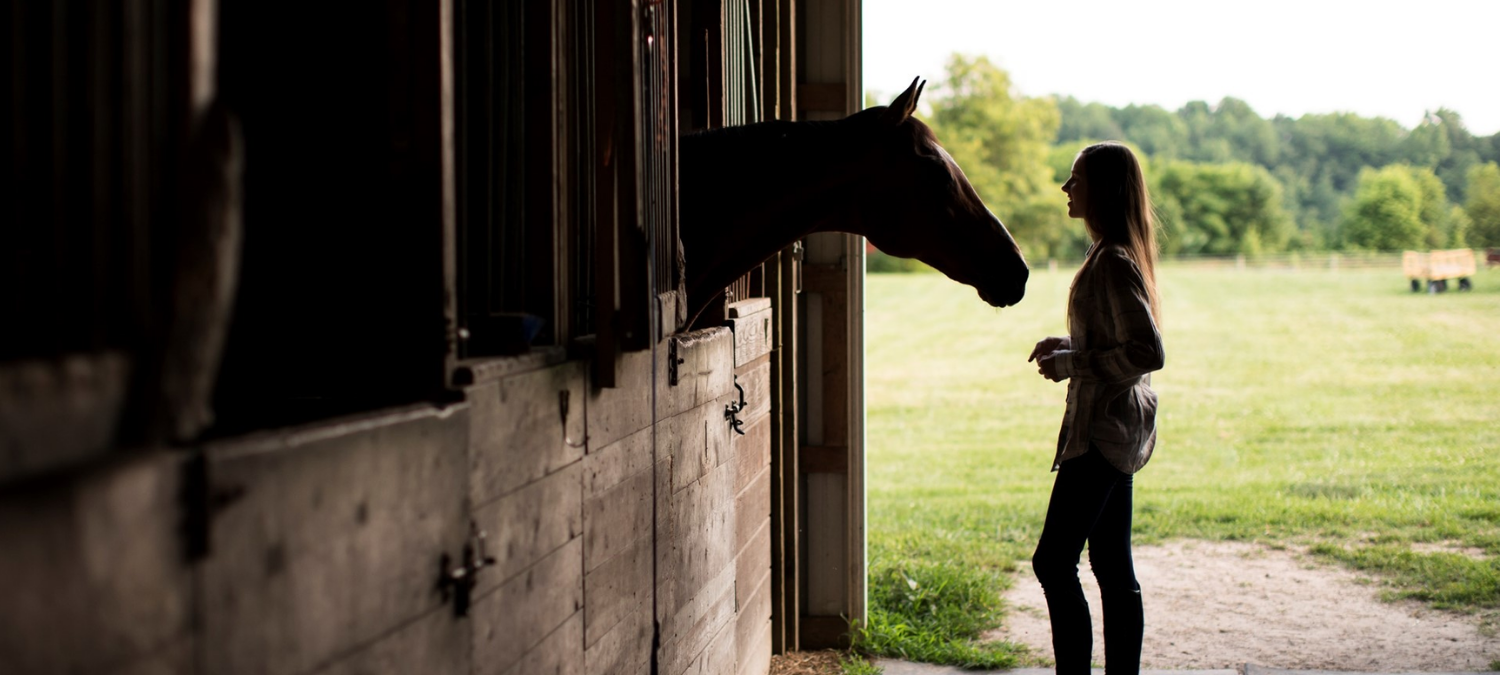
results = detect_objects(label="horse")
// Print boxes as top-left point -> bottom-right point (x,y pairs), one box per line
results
678,77 -> 1029,326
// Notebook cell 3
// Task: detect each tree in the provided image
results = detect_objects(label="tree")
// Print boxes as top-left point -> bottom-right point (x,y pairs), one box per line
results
1341,165 -> 1449,251
1430,109 -> 1481,203
925,54 -> 1069,257
1053,95 -> 1123,144
1465,162 -> 1500,247
1150,159 -> 1294,256
1114,104 -> 1188,158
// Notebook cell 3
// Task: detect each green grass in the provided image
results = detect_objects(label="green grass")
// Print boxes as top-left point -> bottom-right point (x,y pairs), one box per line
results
863,264 -> 1500,665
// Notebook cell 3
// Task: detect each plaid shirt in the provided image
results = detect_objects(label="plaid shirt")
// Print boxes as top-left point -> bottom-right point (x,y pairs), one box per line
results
1048,243 -> 1165,473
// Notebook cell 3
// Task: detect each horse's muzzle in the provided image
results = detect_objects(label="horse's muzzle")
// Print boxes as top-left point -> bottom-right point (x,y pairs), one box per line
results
981,265 -> 1028,307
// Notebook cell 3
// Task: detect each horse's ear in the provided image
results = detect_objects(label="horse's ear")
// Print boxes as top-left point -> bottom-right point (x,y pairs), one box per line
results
882,77 -> 924,126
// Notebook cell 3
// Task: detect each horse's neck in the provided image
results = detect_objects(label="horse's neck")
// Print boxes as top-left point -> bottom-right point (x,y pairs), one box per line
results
680,120 -> 868,298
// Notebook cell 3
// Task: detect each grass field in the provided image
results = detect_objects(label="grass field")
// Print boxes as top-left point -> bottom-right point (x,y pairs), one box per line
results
862,263 -> 1500,667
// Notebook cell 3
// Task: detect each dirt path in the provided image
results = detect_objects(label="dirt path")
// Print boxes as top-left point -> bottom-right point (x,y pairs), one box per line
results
985,539 -> 1499,671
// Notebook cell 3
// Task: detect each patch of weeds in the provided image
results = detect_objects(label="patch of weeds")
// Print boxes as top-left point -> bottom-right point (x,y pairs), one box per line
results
857,558 -> 1025,669
1311,543 -> 1500,609
839,653 -> 882,675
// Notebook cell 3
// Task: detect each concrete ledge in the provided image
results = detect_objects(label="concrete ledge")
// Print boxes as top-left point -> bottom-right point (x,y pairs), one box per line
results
876,660 -> 1500,675
1245,665 -> 1499,675
875,659 -> 1235,675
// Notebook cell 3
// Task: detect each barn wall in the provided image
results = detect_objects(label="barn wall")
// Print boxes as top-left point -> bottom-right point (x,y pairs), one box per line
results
470,312 -> 773,675
0,318 -> 771,675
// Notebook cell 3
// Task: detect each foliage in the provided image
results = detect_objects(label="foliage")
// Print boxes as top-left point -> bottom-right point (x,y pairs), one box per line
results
1341,165 -> 1448,251
923,55 -> 1073,259
1044,74 -> 1500,253
839,653 -> 883,675
1150,159 -> 1294,255
909,54 -> 1500,255
860,554 -> 1023,668
1465,162 -> 1500,247
1310,543 -> 1500,609
866,268 -> 1500,665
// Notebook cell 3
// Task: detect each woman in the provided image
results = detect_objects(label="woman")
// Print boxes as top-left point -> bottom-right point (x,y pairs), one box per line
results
1026,142 -> 1164,674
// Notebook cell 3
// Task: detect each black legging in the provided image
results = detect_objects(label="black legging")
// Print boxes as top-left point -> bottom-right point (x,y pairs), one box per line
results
1031,446 -> 1143,675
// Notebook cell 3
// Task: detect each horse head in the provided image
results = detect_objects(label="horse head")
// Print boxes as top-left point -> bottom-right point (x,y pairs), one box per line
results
847,78 -> 1029,308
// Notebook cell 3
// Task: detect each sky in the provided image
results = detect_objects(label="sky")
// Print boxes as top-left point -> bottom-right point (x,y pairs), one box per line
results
863,0 -> 1500,136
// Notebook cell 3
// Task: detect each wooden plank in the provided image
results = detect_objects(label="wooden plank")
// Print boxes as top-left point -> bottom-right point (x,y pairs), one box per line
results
467,360 -> 587,505
664,395 -> 735,495
799,444 -> 847,474
660,328 -> 736,420
731,416 -> 771,496
800,261 -> 845,293
660,462 -> 737,617
584,596 -> 651,675
682,613 -> 737,675
725,297 -> 771,318
777,0 -> 797,122
796,82 -> 845,113
735,519 -> 772,610
732,356 -> 772,428
318,605 -> 468,675
473,538 -> 584,675
799,615 -> 850,650
587,327 -> 732,452
0,352 -> 129,485
771,245 -> 799,653
583,533 -> 652,648
728,304 -> 773,367
656,570 -> 735,675
108,639 -> 192,675
583,426 -> 652,499
476,462 -> 583,591
734,571 -> 772,675
815,276 -> 849,451
498,611 -> 584,675
584,348 -> 652,452
198,408 -> 469,675
451,347 -> 568,386
0,452 -> 190,675
584,466 -> 652,573
733,472 -> 771,571
804,473 -> 846,618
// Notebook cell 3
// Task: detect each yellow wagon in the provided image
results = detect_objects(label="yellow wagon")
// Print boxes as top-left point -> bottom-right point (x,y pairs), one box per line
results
1404,249 -> 1476,292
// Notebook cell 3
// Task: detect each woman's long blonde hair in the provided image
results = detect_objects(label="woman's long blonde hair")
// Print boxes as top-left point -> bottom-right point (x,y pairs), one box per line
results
1075,142 -> 1161,322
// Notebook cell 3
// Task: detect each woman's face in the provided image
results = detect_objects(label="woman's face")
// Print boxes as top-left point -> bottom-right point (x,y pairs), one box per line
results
1062,155 -> 1087,220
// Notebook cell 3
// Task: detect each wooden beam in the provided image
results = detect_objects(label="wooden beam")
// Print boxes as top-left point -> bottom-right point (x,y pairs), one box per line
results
799,615 -> 850,650
796,82 -> 845,113
799,444 -> 847,474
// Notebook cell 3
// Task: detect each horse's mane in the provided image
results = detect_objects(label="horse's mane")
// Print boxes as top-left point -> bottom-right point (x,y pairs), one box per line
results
680,110 -> 942,186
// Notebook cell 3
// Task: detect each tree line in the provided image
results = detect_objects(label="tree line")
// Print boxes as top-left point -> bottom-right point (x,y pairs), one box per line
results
906,54 -> 1500,261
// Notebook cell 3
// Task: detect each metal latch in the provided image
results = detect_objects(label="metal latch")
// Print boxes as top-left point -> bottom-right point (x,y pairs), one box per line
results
724,380 -> 747,435
438,522 -> 498,618
667,338 -> 684,387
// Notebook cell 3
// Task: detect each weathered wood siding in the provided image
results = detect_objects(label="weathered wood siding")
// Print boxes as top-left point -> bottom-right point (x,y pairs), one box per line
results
466,319 -> 772,675
0,321 -> 770,675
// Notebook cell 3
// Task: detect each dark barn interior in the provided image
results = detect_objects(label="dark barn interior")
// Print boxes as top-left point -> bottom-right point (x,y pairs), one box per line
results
2,1 -> 868,673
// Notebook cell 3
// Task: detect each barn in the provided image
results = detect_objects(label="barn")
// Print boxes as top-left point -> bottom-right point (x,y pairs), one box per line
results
1,1 -> 870,673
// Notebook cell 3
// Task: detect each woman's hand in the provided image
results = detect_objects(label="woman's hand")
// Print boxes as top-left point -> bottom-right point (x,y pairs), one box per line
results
1035,354 -> 1065,382
1028,336 -> 1069,363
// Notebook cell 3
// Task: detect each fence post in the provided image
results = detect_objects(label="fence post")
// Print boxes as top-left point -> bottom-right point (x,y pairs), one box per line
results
1330,253 -> 1339,271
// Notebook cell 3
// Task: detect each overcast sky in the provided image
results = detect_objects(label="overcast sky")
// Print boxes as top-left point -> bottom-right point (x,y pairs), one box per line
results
863,0 -> 1500,136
